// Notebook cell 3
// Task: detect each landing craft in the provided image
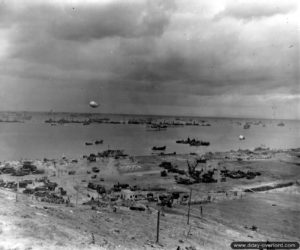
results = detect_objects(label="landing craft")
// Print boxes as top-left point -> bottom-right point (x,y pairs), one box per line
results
89,101 -> 99,108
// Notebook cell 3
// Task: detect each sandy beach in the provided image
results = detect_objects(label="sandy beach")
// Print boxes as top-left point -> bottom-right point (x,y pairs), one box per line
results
0,146 -> 299,249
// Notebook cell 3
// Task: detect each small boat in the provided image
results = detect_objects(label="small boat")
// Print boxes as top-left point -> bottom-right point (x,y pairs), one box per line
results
243,123 -> 251,129
152,146 -> 166,151
277,122 -> 285,127
85,142 -> 93,146
176,140 -> 186,144
95,140 -> 103,145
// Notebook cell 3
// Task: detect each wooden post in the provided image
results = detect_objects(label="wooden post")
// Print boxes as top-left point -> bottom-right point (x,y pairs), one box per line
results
16,180 -> 19,202
156,210 -> 160,243
187,189 -> 192,225
200,206 -> 203,217
76,189 -> 79,207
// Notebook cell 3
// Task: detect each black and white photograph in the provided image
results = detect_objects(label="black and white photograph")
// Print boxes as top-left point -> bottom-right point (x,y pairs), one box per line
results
0,0 -> 299,249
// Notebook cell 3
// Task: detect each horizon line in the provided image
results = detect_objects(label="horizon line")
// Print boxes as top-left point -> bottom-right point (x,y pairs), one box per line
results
0,110 -> 297,121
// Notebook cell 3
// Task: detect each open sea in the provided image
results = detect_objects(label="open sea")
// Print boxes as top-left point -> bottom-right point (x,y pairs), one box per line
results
0,112 -> 299,161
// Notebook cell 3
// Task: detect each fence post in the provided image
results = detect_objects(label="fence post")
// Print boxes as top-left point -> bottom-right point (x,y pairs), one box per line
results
187,188 -> 192,225
16,180 -> 19,202
76,189 -> 79,207
156,210 -> 160,243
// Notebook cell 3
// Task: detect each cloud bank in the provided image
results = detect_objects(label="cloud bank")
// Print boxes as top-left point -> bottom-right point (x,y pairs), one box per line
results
0,0 -> 299,119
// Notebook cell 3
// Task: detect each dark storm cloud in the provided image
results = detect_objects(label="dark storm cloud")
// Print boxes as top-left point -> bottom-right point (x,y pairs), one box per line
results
217,0 -> 296,20
0,0 -> 299,118
1,0 -> 175,42
53,1 -> 175,41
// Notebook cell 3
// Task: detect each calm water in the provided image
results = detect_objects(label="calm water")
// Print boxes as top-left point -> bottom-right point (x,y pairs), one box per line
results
0,113 -> 299,160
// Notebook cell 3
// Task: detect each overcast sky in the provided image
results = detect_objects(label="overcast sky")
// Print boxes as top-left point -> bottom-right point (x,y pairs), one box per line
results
0,0 -> 299,119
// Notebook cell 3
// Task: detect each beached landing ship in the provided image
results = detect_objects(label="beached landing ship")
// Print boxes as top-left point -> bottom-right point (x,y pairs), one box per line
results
176,138 -> 210,146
